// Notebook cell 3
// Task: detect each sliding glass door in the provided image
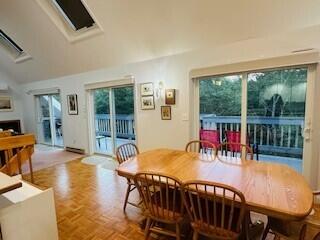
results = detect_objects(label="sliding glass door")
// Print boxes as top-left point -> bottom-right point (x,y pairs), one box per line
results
198,66 -> 309,172
199,75 -> 242,145
92,85 -> 135,156
247,68 -> 307,172
36,94 -> 64,147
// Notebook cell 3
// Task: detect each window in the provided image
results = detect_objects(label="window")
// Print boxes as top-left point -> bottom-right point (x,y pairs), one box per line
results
0,29 -> 24,57
199,75 -> 242,144
53,0 -> 95,31
0,29 -> 31,63
198,66 -> 309,173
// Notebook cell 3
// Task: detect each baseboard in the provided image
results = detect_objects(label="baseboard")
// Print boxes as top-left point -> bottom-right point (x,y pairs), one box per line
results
65,147 -> 85,155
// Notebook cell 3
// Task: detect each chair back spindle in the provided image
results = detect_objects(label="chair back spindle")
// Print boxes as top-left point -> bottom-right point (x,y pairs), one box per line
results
217,143 -> 253,161
183,180 -> 246,239
116,143 -> 139,164
185,140 -> 217,159
134,172 -> 184,223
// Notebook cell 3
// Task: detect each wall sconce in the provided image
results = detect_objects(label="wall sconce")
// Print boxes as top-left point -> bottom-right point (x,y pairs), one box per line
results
155,81 -> 164,98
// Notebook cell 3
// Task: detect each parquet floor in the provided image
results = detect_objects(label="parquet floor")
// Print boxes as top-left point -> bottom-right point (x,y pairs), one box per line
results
28,158 -> 146,240
24,158 -> 317,240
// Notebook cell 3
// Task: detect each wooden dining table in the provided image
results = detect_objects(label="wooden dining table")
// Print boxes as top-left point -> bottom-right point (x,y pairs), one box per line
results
117,148 -> 313,221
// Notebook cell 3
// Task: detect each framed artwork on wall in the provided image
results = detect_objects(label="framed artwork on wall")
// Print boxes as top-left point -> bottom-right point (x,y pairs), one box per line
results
161,106 -> 171,120
165,89 -> 176,105
67,94 -> 78,115
140,82 -> 154,96
141,96 -> 155,110
0,96 -> 13,112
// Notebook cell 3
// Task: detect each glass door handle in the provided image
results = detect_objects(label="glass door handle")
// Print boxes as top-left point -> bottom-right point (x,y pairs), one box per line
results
304,127 -> 311,141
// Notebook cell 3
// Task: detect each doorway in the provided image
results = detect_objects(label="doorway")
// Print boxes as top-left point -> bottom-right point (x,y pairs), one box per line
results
196,66 -> 312,173
36,94 -> 64,147
91,85 -> 135,156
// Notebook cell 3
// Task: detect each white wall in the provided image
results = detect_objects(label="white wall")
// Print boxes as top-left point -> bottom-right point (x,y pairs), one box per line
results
21,37 -> 320,151
20,37 -> 320,187
0,71 -> 24,129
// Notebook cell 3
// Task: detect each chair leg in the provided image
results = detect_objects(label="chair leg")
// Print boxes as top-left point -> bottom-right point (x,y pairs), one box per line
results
123,183 -> 132,212
261,221 -> 270,240
144,217 -> 151,240
192,231 -> 198,240
176,223 -> 181,240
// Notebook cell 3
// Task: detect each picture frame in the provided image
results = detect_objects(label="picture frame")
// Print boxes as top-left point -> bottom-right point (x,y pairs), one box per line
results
165,89 -> 176,105
140,82 -> 154,96
67,94 -> 78,115
141,96 -> 155,110
0,96 -> 13,112
161,106 -> 171,120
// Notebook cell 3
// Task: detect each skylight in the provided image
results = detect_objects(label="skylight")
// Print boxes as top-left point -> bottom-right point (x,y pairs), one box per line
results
0,30 -> 24,57
52,0 -> 95,31
0,29 -> 31,63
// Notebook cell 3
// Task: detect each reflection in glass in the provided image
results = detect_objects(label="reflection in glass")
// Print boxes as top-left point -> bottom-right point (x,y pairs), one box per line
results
247,68 -> 307,172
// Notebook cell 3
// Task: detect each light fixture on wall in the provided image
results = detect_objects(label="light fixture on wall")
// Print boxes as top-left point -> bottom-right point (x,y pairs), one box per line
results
155,81 -> 164,98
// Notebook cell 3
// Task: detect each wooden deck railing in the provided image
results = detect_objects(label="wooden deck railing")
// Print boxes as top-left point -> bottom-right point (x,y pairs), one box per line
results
200,115 -> 304,156
95,114 -> 304,156
95,114 -> 135,139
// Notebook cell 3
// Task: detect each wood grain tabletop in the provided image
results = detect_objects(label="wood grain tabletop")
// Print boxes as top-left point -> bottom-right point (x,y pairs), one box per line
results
117,148 -> 313,220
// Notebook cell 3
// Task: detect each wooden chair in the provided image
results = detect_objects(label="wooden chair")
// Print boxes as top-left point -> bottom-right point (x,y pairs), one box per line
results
298,224 -> 320,240
217,142 -> 254,161
225,130 -> 259,160
134,172 -> 184,240
185,140 -> 217,159
182,180 -> 247,240
116,143 -> 140,212
0,134 -> 35,183
0,130 -> 12,138
262,191 -> 320,240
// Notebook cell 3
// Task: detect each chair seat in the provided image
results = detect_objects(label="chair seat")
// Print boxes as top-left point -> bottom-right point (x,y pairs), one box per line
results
191,221 -> 239,239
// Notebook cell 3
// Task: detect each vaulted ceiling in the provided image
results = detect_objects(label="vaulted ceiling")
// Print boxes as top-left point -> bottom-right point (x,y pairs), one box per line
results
1,0 -> 320,83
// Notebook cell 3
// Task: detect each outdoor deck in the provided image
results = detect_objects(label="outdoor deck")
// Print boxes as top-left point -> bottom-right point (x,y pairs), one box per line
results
93,114 -> 304,172
95,137 -> 133,154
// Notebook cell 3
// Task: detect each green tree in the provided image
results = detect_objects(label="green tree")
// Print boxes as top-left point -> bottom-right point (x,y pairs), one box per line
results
200,68 -> 307,117
94,87 -> 134,115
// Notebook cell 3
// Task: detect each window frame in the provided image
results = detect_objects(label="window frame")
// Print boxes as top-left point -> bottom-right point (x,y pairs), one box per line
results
191,63 -> 317,186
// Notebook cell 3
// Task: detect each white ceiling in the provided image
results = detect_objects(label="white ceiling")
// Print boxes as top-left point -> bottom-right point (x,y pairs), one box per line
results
1,0 -> 320,83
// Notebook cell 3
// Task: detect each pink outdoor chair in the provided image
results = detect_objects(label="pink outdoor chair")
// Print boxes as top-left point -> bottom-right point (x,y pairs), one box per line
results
200,129 -> 220,148
225,131 -> 258,160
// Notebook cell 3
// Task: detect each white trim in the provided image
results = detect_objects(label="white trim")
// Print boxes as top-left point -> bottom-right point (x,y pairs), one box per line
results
26,87 -> 60,95
190,52 -> 319,79
191,79 -> 200,140
86,90 -> 95,155
86,82 -> 137,157
35,0 -> 104,43
241,74 -> 248,153
84,77 -> 135,90
14,53 -> 32,64
303,64 -> 317,187
192,63 -> 317,185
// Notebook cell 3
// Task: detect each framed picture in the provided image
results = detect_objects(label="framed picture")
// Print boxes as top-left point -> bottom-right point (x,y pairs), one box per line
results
141,96 -> 155,110
140,82 -> 154,96
165,89 -> 176,105
161,106 -> 171,120
67,94 -> 78,115
0,96 -> 13,112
